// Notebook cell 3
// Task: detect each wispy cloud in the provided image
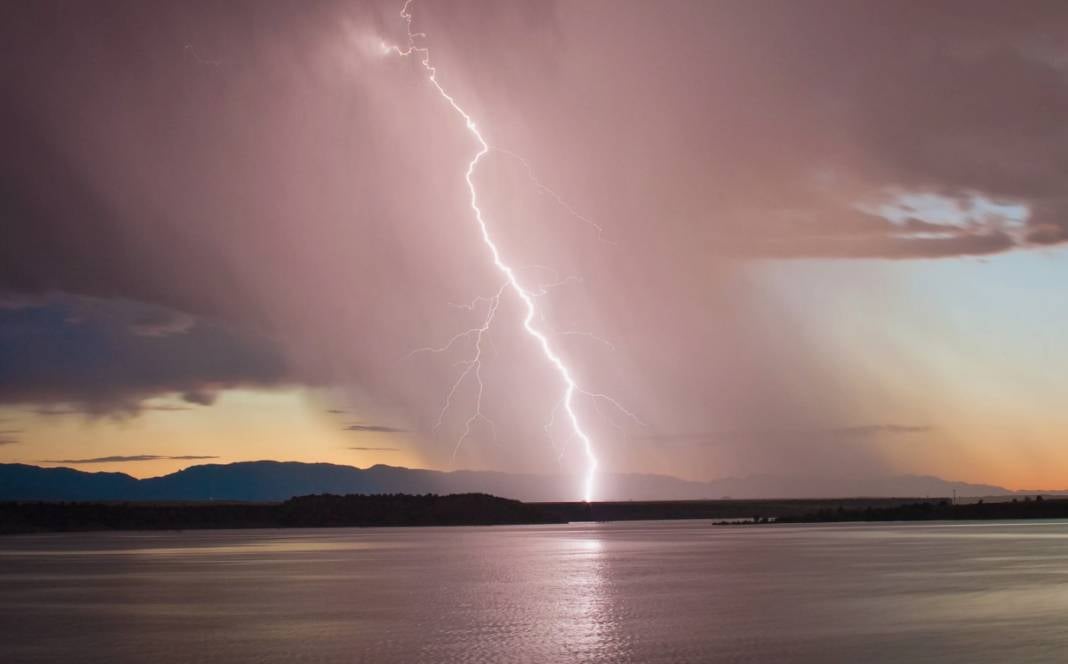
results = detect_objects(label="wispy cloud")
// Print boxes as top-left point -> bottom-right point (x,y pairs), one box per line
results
344,424 -> 407,433
38,454 -> 218,464
30,404 -> 194,417
29,407 -> 95,417
326,409 -> 347,414
347,446 -> 400,452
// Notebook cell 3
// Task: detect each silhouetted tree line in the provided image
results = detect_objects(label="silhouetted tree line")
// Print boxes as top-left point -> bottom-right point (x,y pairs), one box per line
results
0,495 -> 955,534
776,495 -> 1064,523
0,493 -> 563,534
7,494 -> 1051,534
536,498 -> 921,523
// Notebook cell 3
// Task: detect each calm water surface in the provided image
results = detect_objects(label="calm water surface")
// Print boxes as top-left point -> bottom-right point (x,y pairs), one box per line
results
3,520 -> 1068,663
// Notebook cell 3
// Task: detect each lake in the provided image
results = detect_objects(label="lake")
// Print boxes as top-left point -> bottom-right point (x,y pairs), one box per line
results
3,520 -> 1068,662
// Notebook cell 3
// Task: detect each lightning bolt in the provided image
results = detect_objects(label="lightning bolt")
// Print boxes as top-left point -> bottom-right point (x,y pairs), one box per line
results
493,147 -> 615,244
385,0 -> 608,501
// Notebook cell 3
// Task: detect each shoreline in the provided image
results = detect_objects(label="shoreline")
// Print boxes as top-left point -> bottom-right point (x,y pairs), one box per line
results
0,495 -> 949,534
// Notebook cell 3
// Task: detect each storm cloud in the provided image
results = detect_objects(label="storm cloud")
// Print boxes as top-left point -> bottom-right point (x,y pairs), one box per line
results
0,296 -> 290,414
344,424 -> 408,433
39,455 -> 219,464
2,0 -> 1064,481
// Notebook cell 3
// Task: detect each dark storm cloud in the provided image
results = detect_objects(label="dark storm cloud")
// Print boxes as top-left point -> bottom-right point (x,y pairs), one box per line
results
39,455 -> 219,464
0,0 -> 385,313
1,0 -> 1065,481
492,0 -> 1068,260
0,296 -> 290,413
180,390 -> 218,407
757,230 -> 1017,260
30,405 -> 194,416
855,232 -> 1016,260
344,424 -> 408,433
5,0 -> 1057,331
901,218 -> 957,234
1026,224 -> 1068,246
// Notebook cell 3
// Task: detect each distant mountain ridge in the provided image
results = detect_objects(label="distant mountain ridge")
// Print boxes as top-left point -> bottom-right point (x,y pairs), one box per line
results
0,461 -> 1025,502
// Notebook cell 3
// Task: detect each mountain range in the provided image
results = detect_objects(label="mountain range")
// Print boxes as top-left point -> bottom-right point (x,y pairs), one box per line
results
0,461 -> 1025,502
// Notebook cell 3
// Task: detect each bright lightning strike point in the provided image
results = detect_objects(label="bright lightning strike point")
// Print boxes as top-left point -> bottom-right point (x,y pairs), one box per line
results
385,0 -> 603,502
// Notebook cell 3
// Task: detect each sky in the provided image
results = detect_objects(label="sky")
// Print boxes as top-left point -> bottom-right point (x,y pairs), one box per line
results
2,0 -> 1068,496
